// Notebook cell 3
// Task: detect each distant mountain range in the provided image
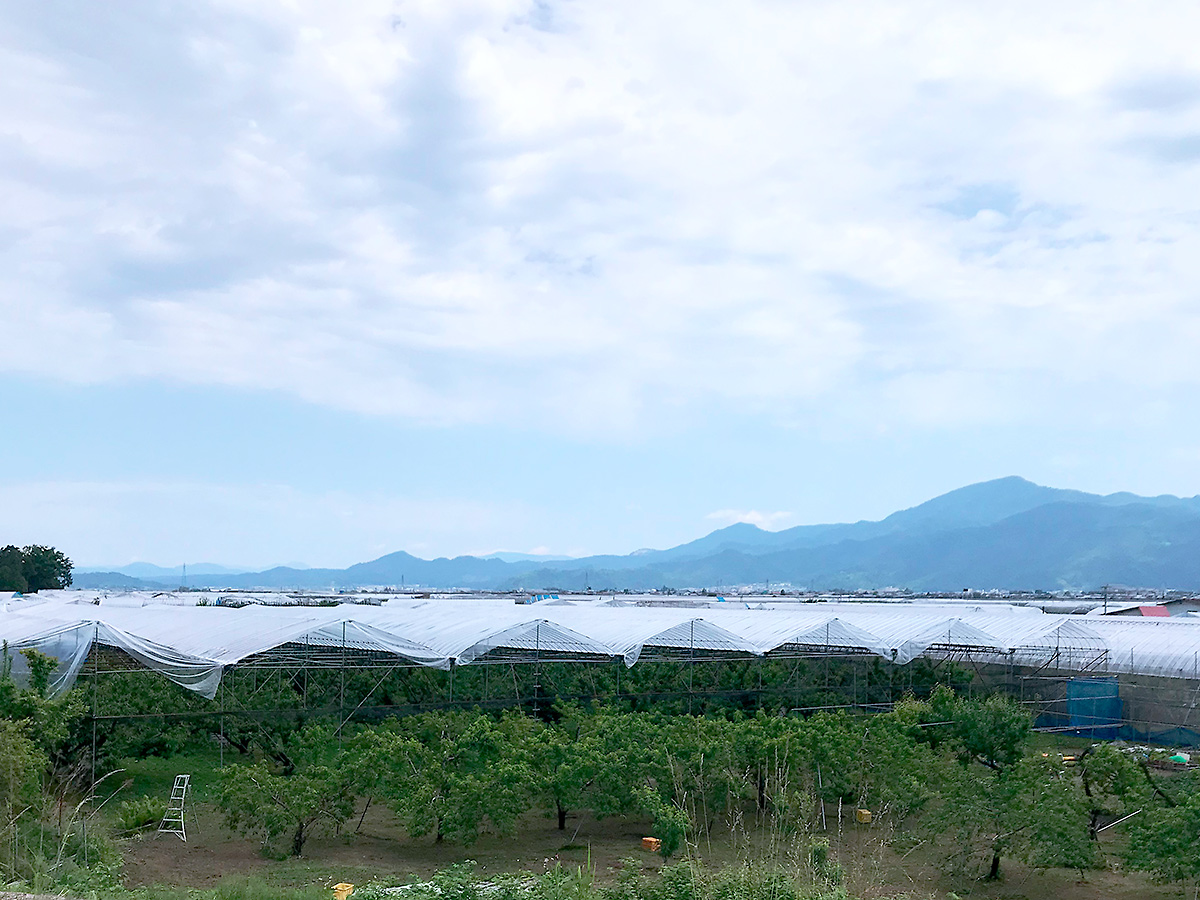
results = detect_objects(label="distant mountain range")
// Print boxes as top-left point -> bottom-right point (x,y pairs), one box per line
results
70,477 -> 1200,592
75,562 -> 254,578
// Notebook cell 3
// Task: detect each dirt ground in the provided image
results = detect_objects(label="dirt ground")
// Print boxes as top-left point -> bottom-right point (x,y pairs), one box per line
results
119,801 -> 1190,900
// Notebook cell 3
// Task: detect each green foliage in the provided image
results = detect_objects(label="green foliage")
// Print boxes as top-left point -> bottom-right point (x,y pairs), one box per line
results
2,639 -> 1148,890
1,806 -> 124,892
43,823 -> 124,893
800,712 -> 860,805
926,746 -> 1093,879
916,685 -> 1031,770
0,718 -> 46,880
0,545 -> 28,592
0,647 -> 85,748
656,716 -> 739,835
905,687 -> 1098,879
113,748 -> 224,806
353,709 -> 535,845
806,839 -> 844,888
953,692 -> 1032,770
0,545 -> 72,591
633,785 -> 693,858
602,858 -> 862,900
0,646 -> 87,806
728,712 -> 810,833
0,645 -> 109,887
1078,742 -> 1145,836
0,645 -> 89,840
1127,769 -> 1200,885
114,795 -> 167,835
216,723 -> 355,856
20,545 -> 74,591
856,706 -> 938,821
207,877 -> 330,900
529,705 -> 623,830
1013,754 -> 1096,872
0,718 -> 45,813
90,672 -> 215,762
129,875 -> 330,900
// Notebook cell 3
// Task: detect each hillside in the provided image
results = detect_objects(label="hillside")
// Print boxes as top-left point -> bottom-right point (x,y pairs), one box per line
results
74,477 -> 1200,592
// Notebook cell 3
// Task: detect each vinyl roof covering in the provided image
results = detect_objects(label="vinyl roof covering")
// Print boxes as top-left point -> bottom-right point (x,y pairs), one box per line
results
2,593 -> 1199,697
1084,616 -> 1200,678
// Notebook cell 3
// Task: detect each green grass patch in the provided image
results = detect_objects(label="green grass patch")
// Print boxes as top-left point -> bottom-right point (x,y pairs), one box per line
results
117,875 -> 330,900
107,748 -> 227,806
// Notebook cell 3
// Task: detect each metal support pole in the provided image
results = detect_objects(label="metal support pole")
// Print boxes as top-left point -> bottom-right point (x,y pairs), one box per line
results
535,624 -> 544,715
338,622 -> 346,746
688,621 -> 695,715
90,636 -> 98,800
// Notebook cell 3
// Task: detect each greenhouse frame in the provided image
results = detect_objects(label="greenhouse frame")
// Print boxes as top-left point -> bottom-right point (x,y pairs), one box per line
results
5,591 -> 1200,744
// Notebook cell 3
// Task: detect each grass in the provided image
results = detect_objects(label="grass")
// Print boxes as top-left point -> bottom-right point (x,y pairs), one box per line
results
100,749 -> 227,809
120,876 -> 330,900
104,861 -> 916,900
1028,732 -> 1099,753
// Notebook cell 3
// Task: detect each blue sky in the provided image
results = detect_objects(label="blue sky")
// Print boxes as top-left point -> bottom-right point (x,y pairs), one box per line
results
4,1 -> 1200,568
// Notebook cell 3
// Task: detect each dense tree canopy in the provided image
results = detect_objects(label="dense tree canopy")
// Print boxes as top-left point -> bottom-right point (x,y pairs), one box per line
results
196,688 -> 1115,875
217,724 -> 356,857
0,545 -> 73,592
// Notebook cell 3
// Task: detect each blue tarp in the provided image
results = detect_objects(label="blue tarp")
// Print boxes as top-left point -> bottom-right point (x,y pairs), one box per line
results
1067,676 -> 1121,739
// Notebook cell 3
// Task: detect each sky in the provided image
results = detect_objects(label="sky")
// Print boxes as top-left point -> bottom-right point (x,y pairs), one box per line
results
4,1 -> 1200,569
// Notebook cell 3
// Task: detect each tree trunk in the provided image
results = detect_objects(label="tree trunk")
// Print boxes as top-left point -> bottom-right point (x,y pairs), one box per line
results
987,851 -> 1001,881
557,802 -> 567,831
291,822 -> 306,857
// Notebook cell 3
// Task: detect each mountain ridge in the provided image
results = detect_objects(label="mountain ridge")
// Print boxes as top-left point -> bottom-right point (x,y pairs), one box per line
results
68,477 -> 1200,592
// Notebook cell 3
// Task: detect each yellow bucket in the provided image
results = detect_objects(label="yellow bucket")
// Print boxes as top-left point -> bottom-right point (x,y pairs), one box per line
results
333,884 -> 355,900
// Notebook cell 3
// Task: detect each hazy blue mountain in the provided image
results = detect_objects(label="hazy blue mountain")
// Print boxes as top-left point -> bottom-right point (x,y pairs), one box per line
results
166,550 -> 545,590
504,501 -> 1200,592
481,552 -> 575,563
67,477 -> 1200,592
75,562 -> 253,578
71,571 -> 172,590
618,476 -> 1200,564
547,476 -> 1079,568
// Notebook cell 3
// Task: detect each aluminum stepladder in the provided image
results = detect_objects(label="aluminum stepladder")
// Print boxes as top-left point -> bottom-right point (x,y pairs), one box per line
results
158,774 -> 190,841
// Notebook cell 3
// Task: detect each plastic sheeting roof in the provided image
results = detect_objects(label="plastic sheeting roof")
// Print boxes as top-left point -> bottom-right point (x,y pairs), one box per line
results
3,594 -> 1199,697
1085,617 -> 1200,678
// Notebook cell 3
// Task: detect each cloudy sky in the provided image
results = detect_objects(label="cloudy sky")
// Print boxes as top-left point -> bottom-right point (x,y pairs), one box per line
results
4,0 -> 1200,568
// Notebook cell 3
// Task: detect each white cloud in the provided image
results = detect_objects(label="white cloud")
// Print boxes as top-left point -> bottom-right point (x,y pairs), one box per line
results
705,509 -> 793,530
4,1 -> 1200,435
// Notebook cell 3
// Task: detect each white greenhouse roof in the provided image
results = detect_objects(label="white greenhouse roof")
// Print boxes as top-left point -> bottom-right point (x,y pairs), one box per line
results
3,592 -> 1200,697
